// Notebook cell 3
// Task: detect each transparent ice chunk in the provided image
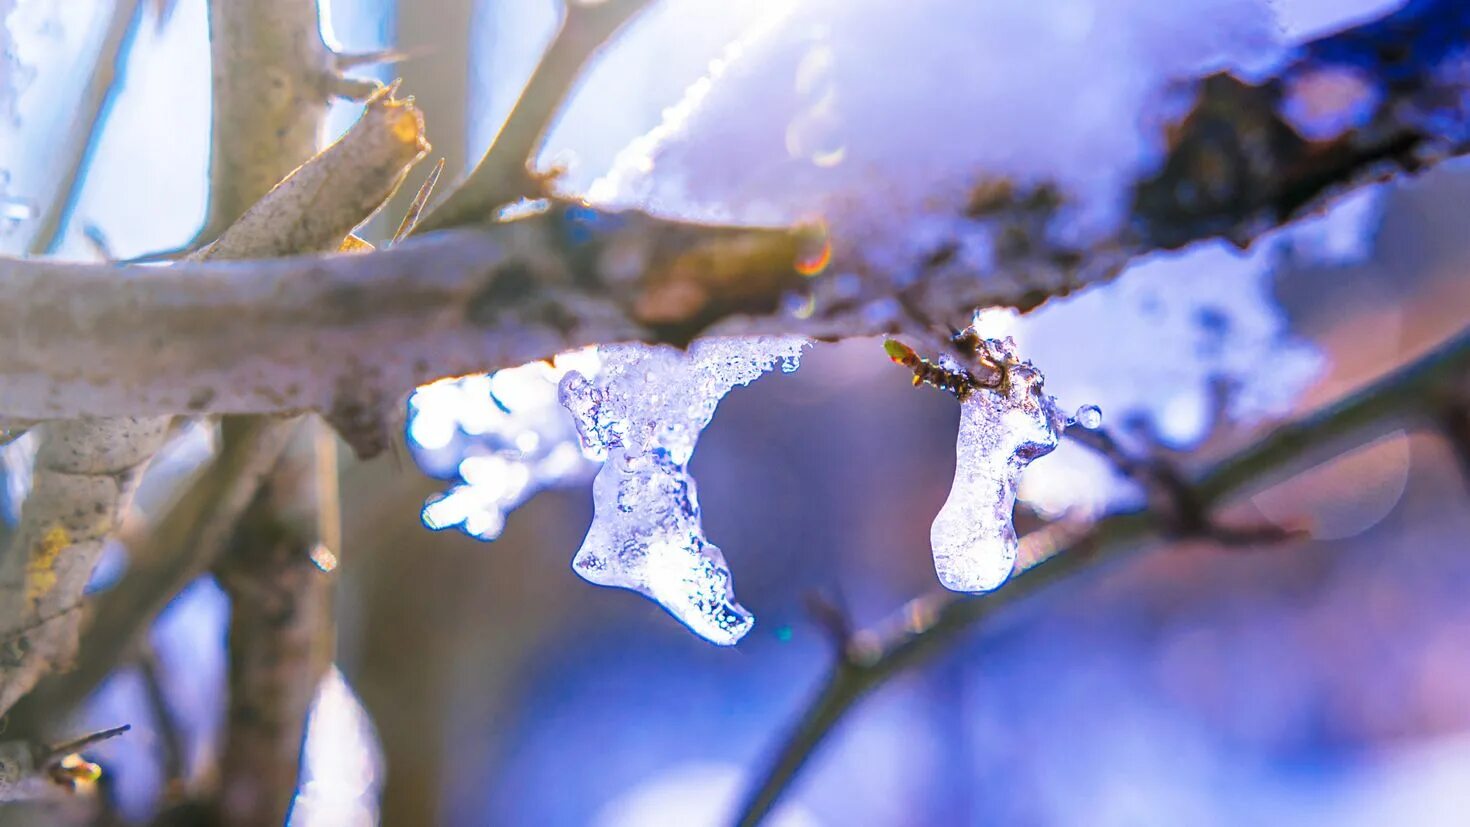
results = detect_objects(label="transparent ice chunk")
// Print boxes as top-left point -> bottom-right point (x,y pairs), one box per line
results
559,337 -> 806,645
930,337 -> 1069,593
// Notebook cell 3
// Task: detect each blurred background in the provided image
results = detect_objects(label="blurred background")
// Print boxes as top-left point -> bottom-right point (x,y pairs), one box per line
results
5,0 -> 1470,825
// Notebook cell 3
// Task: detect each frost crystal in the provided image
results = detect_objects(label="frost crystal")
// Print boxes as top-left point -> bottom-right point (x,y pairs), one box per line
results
930,338 -> 1068,593
408,350 -> 600,541
559,337 -> 806,645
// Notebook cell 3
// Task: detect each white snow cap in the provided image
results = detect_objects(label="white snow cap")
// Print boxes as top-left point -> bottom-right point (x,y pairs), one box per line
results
588,0 -> 1282,254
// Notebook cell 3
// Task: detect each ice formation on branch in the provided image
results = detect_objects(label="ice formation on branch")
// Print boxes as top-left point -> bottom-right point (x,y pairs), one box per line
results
931,344 -> 1066,592
889,332 -> 1082,592
408,351 -> 600,541
558,337 -> 806,645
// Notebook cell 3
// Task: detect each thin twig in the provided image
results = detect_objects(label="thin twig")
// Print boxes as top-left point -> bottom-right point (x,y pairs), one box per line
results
413,0 -> 656,232
135,643 -> 187,796
732,325 -> 1470,827
42,724 -> 132,763
26,0 -> 144,256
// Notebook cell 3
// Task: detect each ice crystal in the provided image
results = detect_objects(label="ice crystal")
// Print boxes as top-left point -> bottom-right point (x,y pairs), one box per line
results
409,350 -> 600,541
929,337 -> 1070,593
559,337 -> 806,645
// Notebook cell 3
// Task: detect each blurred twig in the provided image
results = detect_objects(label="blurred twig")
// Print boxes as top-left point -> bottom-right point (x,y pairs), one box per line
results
135,643 -> 187,799
733,326 -> 1470,827
1067,426 -> 1300,546
1435,397 -> 1470,486
26,0 -> 144,256
212,449 -> 336,827
413,0 -> 656,232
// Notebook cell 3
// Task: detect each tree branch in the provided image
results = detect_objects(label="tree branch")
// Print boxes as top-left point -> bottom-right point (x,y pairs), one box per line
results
194,0 -> 346,246
26,0 -> 144,256
212,447 -> 336,827
1132,0 -> 1470,250
732,325 -> 1470,827
0,0 -> 1463,454
414,0 -> 657,233
0,416 -> 172,715
0,60 -> 427,722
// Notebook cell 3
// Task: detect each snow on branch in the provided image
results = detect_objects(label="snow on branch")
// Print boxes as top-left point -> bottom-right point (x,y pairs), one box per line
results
0,0 -> 1463,455
1133,0 -> 1470,248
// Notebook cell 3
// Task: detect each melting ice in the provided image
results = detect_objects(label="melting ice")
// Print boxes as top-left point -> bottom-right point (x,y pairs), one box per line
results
929,337 -> 1072,593
559,337 -> 806,645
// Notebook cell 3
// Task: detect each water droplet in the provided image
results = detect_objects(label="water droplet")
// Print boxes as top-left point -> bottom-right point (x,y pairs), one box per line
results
1072,404 -> 1103,430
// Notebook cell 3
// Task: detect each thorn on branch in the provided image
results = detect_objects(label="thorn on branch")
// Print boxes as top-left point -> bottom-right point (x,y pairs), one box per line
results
333,47 -> 409,73
42,725 -> 131,766
326,73 -> 385,102
393,157 -> 446,244
0,723 -> 135,799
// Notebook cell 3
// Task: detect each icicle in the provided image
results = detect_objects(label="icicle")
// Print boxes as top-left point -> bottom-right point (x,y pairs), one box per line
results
928,337 -> 1072,593
559,337 -> 806,645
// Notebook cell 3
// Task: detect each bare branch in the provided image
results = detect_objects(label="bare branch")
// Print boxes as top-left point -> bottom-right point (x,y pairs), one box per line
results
733,324 -> 1470,826
198,83 -> 429,260
0,416 -> 172,715
0,210 -> 809,453
1132,0 -> 1470,249
1437,397 -> 1470,486
212,447 -> 336,827
414,0 -> 657,232
26,0 -> 144,256
0,73 -> 427,721
194,0 -> 342,245
135,643 -> 187,799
